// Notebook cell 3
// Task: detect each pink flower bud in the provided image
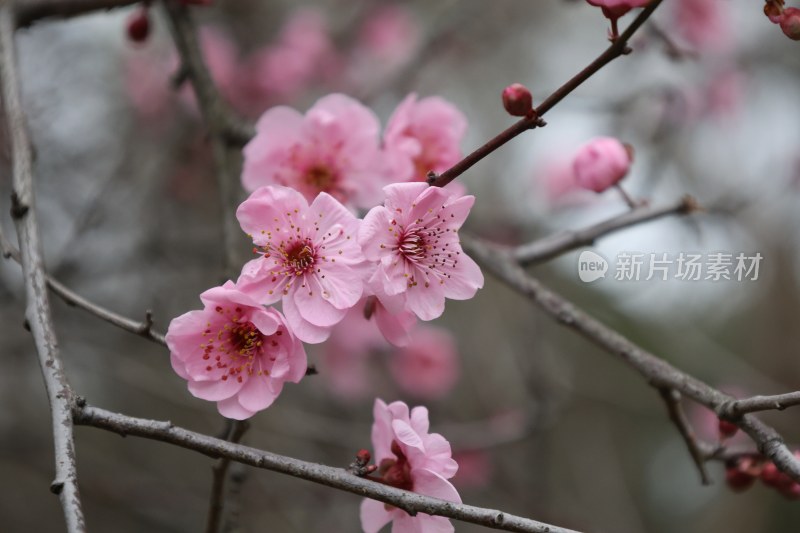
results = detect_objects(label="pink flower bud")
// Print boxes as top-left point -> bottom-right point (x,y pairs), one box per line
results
572,137 -> 632,193
585,0 -> 652,21
780,8 -> 800,40
718,419 -> 738,439
126,9 -> 150,43
502,83 -> 533,117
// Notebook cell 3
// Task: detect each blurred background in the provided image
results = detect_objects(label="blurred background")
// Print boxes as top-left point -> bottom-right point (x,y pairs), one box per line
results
2,0 -> 800,531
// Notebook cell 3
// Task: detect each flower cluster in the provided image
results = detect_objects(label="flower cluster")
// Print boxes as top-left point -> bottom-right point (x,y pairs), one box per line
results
726,451 -> 800,500
242,93 -> 468,209
166,93 -> 481,420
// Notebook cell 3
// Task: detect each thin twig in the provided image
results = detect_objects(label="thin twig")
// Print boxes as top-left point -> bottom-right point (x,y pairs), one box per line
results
73,404 -> 581,533
206,420 -> 250,533
0,225 -> 167,345
14,0 -> 138,28
0,6 -> 85,531
724,392 -> 800,417
460,236 -> 800,483
162,0 -> 247,279
658,388 -> 711,485
513,195 -> 698,265
428,0 -> 664,189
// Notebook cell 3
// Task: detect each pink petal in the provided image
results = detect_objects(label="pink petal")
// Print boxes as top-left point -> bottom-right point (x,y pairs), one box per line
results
217,396 -> 256,420
235,258 -> 286,306
236,186 -> 309,243
283,292 -> 331,343
360,498 -> 394,533
293,277 -> 348,326
440,253 -> 483,300
359,206 -> 394,261
411,469 -> 462,504
309,191 -> 360,236
392,419 -> 425,453
374,304 -> 417,347
237,376 -> 281,412
384,182 -> 429,216
188,378 -> 242,402
404,283 -> 446,321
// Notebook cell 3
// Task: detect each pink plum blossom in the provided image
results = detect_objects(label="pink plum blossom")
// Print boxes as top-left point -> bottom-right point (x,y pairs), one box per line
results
389,326 -> 459,399
359,182 -> 484,321
384,94 -> 468,194
572,137 -> 632,193
241,94 -> 388,209
585,0 -> 652,21
358,5 -> 420,68
240,8 -> 339,108
236,185 -> 367,343
672,0 -> 730,53
166,281 -> 307,420
360,399 -> 460,533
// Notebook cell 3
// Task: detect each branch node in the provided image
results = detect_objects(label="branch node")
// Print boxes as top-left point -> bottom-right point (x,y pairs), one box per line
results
10,191 -> 29,219
426,171 -> 439,185
49,481 -> 64,495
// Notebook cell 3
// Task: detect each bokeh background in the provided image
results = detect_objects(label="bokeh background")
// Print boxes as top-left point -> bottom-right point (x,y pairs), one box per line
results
2,0 -> 800,532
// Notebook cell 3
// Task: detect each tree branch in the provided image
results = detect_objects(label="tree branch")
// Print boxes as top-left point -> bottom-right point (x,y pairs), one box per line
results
162,0 -> 251,279
0,6 -> 85,531
14,0 -> 138,28
74,404 -> 582,533
206,420 -> 249,533
428,0 -> 664,189
724,392 -> 800,417
0,224 -> 167,345
513,195 -> 699,265
460,236 -> 800,483
658,388 -> 711,485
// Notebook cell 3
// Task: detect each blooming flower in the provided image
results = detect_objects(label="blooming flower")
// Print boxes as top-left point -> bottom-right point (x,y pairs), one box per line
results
241,94 -> 388,209
236,185 -> 367,343
389,326 -> 459,399
166,281 -> 307,420
359,182 -> 483,321
384,94 -> 467,193
360,399 -> 460,533
572,136 -> 632,193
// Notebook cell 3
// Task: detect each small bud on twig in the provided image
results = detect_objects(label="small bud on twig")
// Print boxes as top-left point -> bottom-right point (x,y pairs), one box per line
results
502,83 -> 533,117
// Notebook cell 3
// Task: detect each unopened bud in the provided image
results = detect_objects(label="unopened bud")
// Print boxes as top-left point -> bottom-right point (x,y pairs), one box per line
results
780,8 -> 800,41
718,419 -> 739,439
502,83 -> 533,117
356,449 -> 371,464
764,2 -> 784,24
726,466 -> 756,492
126,9 -> 151,43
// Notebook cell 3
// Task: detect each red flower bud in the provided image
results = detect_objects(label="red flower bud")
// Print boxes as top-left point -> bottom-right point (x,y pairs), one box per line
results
760,462 -> 786,488
780,8 -> 800,41
764,2 -> 784,24
718,419 -> 739,439
502,83 -> 533,117
356,449 -> 371,464
126,9 -> 150,43
725,466 -> 756,492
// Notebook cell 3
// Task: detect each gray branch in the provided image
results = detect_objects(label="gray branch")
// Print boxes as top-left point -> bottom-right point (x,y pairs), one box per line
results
0,5 -> 85,531
15,0 -> 138,28
724,391 -> 800,417
513,196 -> 698,265
0,225 -> 166,345
462,236 -> 800,483
74,404 -> 581,533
